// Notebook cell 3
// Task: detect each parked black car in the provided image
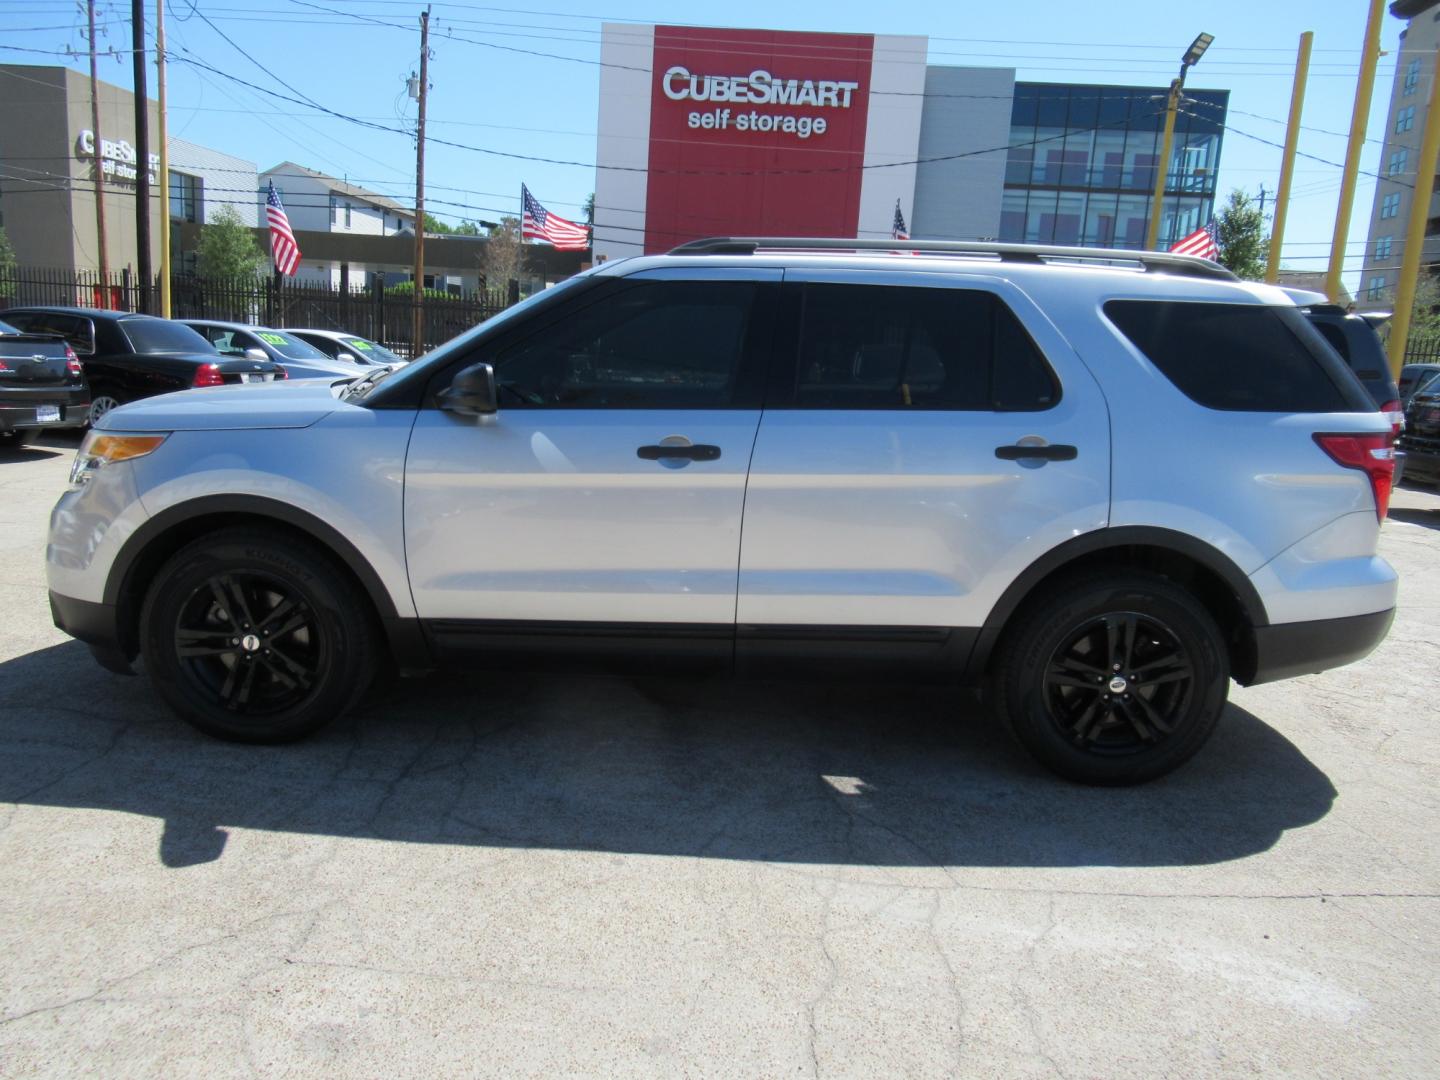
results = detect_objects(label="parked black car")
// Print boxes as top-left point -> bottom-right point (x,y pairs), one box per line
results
182,320 -> 362,380
1398,362 -> 1440,405
1402,382 -> 1440,486
1,308 -> 285,425
0,317 -> 91,448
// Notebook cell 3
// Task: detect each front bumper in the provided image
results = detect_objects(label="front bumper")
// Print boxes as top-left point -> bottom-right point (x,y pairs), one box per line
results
49,591 -> 134,674
0,399 -> 90,432
1245,608 -> 1394,686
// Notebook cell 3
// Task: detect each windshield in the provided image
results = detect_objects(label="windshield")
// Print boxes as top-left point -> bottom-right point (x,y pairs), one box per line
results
121,317 -> 216,354
252,329 -> 331,360
341,336 -> 403,364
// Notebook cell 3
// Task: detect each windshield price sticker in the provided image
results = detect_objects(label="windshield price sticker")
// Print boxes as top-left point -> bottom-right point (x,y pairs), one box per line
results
258,332 -> 288,346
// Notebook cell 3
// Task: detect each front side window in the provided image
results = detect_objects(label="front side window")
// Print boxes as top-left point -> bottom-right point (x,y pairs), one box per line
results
488,280 -> 758,408
1382,192 -> 1402,219
789,284 -> 1058,411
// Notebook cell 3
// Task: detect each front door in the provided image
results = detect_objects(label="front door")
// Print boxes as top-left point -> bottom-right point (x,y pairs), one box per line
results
404,268 -> 779,643
737,271 -> 1111,641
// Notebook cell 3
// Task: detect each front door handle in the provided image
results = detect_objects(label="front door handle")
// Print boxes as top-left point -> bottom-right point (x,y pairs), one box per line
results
995,443 -> 1078,461
637,443 -> 721,462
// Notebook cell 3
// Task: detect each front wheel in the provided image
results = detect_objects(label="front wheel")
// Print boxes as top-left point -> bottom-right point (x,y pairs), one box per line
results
140,527 -> 379,743
990,572 -> 1230,785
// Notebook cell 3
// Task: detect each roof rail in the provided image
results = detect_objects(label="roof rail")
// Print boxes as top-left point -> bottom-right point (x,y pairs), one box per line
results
666,237 -> 1238,282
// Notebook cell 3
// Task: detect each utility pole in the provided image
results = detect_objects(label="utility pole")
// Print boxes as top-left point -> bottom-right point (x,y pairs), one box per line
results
411,5 -> 431,358
86,0 -> 111,301
156,0 -> 171,317
1257,183 -> 1267,221
1326,0 -> 1386,303
1145,33 -> 1213,252
1387,49 -> 1440,379
131,0 -> 152,313
1267,31 -> 1314,284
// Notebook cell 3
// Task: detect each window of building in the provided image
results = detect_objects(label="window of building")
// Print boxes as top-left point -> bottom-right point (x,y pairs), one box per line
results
790,284 -> 1057,411
1376,235 -> 1393,260
1405,59 -> 1421,96
1397,105 -> 1416,133
1389,148 -> 1409,175
1382,192 -> 1402,218
329,194 -> 339,225
1367,276 -> 1388,301
489,280 -> 758,408
169,171 -> 201,223
344,202 -> 353,228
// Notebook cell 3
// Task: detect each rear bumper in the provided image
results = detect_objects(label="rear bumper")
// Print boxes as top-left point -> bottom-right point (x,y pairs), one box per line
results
48,591 -> 134,674
0,399 -> 89,431
1244,608 -> 1394,686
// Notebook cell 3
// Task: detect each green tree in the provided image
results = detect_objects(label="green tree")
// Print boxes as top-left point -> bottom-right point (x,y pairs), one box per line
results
195,204 -> 267,279
480,216 -> 526,294
0,225 -> 16,298
1213,188 -> 1267,280
1405,272 -> 1440,353
582,192 -> 595,227
423,212 -> 453,235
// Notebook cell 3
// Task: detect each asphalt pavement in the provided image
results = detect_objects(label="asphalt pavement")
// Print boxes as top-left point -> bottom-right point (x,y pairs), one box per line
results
1,429 -> 1436,1078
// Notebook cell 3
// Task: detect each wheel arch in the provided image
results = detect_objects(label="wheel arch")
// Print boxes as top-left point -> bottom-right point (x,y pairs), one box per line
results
106,494 -> 431,671
966,526 -> 1269,685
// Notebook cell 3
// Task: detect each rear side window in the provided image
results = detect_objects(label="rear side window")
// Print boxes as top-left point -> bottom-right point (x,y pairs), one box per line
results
1104,301 -> 1372,413
791,284 -> 1058,410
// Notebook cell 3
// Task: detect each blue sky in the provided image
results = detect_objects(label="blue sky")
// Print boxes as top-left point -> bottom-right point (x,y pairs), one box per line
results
1,0 -> 1412,291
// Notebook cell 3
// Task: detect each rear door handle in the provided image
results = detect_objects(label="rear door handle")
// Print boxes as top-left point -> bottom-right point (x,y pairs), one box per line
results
995,443 -> 1078,461
638,443 -> 721,461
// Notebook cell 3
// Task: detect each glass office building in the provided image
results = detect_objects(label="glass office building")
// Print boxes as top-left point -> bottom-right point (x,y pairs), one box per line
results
1001,83 -> 1229,250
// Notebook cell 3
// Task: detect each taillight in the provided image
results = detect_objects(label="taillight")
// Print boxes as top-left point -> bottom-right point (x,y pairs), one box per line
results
65,345 -> 82,378
0,360 -> 8,371
192,363 -> 226,388
1314,432 -> 1395,521
1381,398 -> 1404,437
274,365 -> 287,380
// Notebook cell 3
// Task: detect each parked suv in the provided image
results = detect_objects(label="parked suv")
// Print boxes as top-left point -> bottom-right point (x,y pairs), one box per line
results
46,240 -> 1398,784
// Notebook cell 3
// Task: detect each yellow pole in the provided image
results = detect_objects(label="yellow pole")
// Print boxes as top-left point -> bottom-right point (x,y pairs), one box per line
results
1144,78 -> 1182,251
1326,0 -> 1386,302
156,0 -> 171,317
1266,31 -> 1314,283
1387,49 -> 1440,379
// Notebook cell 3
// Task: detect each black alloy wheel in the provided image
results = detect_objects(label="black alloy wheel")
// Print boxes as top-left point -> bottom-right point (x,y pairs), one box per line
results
172,570 -> 324,716
1042,612 -> 1193,755
141,527 -> 378,742
991,572 -> 1229,785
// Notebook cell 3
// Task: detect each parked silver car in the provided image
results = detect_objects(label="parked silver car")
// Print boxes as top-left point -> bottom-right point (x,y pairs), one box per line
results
47,239 -> 1397,784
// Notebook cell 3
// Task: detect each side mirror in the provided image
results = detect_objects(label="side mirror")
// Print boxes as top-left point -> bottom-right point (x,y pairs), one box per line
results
438,362 -> 497,416
337,351 -> 359,363
245,347 -> 268,361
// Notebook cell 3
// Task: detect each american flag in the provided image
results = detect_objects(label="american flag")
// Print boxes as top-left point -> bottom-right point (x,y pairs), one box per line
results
891,199 -> 910,241
521,184 -> 589,251
266,181 -> 301,276
1169,222 -> 1218,260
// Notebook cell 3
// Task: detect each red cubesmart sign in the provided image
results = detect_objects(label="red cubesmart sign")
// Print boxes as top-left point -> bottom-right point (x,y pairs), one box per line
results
643,26 -> 875,253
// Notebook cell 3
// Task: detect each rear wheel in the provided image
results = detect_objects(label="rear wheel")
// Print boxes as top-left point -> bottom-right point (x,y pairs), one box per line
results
990,572 -> 1229,785
140,527 -> 378,743
88,393 -> 122,427
0,429 -> 35,449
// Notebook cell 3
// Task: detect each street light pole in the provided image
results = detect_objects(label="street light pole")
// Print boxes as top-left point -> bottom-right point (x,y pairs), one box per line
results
1145,33 -> 1213,252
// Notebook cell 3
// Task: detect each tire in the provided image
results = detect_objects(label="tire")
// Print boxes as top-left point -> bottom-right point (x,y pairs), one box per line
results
139,527 -> 379,743
0,429 -> 35,449
989,571 -> 1229,785
88,393 -> 123,427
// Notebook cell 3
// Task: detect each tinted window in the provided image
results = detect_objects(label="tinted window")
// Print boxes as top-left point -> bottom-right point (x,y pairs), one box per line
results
791,284 -> 1057,410
1105,301 -> 1371,413
5,313 -> 93,353
490,280 -> 756,408
121,318 -> 215,354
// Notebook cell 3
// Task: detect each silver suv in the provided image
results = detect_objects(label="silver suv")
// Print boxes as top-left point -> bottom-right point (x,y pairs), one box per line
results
46,239 -> 1398,784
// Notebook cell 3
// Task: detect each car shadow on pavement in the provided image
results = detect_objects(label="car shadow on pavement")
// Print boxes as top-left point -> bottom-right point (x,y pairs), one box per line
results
1388,506 -> 1440,532
0,444 -> 64,462
0,641 -> 1337,871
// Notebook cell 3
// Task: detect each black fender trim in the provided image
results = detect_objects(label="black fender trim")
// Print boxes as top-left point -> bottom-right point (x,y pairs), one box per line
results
962,526 -> 1270,681
104,494 -> 433,672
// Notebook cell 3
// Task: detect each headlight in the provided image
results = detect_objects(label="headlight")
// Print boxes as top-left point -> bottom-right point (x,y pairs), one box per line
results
69,431 -> 169,486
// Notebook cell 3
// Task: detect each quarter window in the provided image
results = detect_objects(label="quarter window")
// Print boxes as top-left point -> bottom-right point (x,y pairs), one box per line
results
790,284 -> 1058,411
488,280 -> 759,408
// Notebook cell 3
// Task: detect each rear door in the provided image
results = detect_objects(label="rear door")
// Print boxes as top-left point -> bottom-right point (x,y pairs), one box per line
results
404,267 -> 778,646
737,271 -> 1111,644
